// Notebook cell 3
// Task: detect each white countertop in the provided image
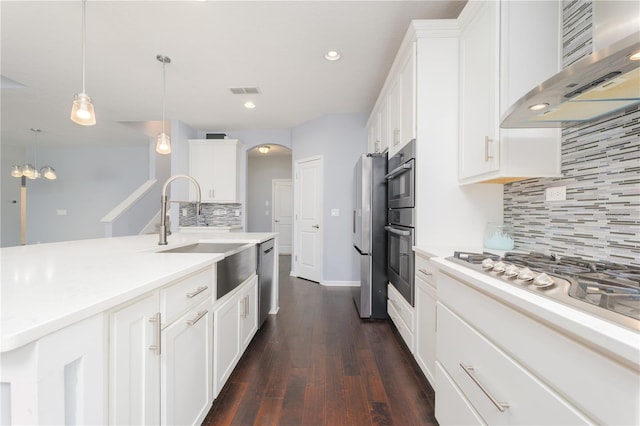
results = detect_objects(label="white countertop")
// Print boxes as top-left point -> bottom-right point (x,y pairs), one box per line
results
432,257 -> 640,368
0,232 -> 277,353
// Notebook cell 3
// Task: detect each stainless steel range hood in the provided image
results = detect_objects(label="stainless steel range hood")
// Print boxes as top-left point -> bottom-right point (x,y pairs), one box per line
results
501,32 -> 640,129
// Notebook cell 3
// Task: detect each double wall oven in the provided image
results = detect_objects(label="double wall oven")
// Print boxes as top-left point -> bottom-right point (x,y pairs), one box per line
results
385,141 -> 416,306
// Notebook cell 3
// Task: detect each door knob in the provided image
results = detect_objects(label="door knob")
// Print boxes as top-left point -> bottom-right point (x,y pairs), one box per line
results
312,224 -> 320,229
274,219 -> 280,223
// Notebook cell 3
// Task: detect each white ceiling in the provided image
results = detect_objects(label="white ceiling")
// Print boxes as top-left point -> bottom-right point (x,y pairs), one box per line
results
1,0 -> 466,149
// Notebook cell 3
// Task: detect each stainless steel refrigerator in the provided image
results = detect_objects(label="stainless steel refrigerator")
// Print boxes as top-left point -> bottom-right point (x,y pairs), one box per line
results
353,153 -> 388,319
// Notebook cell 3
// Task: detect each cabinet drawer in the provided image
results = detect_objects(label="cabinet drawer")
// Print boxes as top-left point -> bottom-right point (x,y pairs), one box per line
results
415,253 -> 436,289
387,298 -> 414,353
435,362 -> 483,426
387,283 -> 415,333
439,271 -> 640,425
161,268 -> 213,326
437,303 -> 589,425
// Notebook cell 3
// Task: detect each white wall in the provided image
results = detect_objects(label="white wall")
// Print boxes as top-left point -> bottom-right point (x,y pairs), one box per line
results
247,154 -> 292,232
292,112 -> 368,283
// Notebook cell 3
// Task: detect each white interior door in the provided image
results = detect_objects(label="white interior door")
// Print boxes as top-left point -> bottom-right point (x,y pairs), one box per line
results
294,156 -> 323,283
272,179 -> 293,254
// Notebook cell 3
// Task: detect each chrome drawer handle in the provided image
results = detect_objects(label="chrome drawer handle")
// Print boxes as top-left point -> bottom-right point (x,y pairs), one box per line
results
186,286 -> 208,298
460,363 -> 509,412
418,268 -> 432,277
186,310 -> 207,326
148,312 -> 161,355
484,136 -> 494,161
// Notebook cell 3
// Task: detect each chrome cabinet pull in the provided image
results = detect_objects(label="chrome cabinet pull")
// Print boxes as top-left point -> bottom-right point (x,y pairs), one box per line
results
240,296 -> 245,318
148,312 -> 161,355
484,136 -> 494,161
186,286 -> 208,298
186,310 -> 207,326
418,268 -> 432,277
393,128 -> 400,145
460,363 -> 509,412
312,224 -> 320,229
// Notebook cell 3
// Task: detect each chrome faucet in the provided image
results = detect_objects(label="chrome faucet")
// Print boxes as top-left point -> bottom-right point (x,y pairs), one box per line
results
159,174 -> 201,245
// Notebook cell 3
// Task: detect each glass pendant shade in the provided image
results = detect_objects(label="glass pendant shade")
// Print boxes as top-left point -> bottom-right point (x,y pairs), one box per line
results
41,166 -> 57,180
11,165 -> 22,177
258,145 -> 270,154
156,132 -> 171,154
22,164 -> 36,179
70,93 -> 96,125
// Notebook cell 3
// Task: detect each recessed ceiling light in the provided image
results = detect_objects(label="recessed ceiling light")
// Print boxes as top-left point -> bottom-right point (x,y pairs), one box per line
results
324,50 -> 341,61
528,103 -> 549,111
244,101 -> 256,109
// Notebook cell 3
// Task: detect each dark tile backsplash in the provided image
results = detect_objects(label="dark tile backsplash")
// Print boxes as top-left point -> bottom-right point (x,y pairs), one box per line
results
179,203 -> 242,227
504,0 -> 639,267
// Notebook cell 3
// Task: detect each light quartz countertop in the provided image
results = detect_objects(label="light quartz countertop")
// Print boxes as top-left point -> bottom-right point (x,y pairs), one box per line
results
431,256 -> 640,368
1,231 -> 276,353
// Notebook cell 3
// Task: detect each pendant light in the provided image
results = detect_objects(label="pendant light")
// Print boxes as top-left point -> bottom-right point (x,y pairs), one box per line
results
70,0 -> 96,126
10,129 -> 57,180
156,54 -> 171,155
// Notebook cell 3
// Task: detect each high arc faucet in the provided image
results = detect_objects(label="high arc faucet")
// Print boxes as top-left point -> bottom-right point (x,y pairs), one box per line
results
159,174 -> 201,245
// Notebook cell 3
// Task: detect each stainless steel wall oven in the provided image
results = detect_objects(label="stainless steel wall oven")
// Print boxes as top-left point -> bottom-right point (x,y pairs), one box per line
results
386,141 -> 416,306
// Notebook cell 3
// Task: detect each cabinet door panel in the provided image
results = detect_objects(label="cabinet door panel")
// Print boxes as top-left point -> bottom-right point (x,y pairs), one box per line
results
459,1 -> 499,179
213,293 -> 241,396
240,276 -> 258,350
415,277 -> 436,387
400,44 -> 416,146
161,300 -> 213,426
109,293 -> 160,425
189,140 -> 240,203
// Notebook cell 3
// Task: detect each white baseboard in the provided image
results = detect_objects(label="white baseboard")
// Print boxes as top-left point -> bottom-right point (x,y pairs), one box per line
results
320,280 -> 360,287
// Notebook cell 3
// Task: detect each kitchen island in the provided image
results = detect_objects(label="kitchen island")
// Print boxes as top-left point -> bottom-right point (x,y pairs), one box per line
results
0,231 -> 277,425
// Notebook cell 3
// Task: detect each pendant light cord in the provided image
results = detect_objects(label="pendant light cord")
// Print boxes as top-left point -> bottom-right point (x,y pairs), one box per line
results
162,60 -> 166,135
82,0 -> 87,93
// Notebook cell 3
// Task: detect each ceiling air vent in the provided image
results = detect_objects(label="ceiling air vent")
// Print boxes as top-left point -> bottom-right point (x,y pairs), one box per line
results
229,87 -> 261,95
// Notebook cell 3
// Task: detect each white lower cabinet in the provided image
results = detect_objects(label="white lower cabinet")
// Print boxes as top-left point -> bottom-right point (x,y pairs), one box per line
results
109,292 -> 161,425
108,267 -> 213,425
214,275 -> 258,397
387,283 -> 415,353
161,298 -> 213,426
414,253 -> 437,388
436,270 -> 640,425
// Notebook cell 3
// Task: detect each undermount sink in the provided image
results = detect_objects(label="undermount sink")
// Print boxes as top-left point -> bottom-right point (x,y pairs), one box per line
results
157,242 -> 248,254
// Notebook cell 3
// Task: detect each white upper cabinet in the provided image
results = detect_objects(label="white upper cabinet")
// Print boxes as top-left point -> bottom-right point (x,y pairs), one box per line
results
188,139 -> 243,203
367,37 -> 417,158
458,0 -> 563,184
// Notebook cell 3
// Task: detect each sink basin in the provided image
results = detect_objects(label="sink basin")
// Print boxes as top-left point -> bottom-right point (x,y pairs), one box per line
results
158,242 -> 248,254
157,242 -> 257,300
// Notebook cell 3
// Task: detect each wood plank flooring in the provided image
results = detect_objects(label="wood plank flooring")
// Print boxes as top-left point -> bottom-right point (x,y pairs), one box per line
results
203,255 -> 437,426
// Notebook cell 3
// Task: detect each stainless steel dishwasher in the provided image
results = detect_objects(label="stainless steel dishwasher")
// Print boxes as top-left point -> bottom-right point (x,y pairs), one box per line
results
257,239 -> 275,328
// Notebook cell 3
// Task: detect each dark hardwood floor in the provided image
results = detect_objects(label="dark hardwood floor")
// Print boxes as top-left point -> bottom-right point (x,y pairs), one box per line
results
203,255 -> 437,426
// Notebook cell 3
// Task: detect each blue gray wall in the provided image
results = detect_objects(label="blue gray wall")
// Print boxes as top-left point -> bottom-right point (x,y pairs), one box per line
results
247,154 -> 293,232
1,145 -> 26,246
292,112 -> 368,284
24,145 -> 148,244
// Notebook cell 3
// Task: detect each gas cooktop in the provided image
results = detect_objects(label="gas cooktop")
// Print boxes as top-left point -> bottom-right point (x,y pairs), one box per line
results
447,251 -> 640,331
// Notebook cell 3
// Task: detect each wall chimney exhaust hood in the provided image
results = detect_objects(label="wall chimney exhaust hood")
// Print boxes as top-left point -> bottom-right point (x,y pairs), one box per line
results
501,32 -> 640,129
